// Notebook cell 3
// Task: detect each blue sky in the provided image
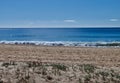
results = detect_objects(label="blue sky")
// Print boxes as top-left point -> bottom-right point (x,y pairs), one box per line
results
0,0 -> 120,27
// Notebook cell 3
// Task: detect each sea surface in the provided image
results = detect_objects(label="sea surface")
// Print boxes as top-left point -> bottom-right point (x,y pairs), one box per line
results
0,28 -> 120,47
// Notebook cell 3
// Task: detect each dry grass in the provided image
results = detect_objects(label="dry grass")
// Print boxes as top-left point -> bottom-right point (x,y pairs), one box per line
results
0,61 -> 119,83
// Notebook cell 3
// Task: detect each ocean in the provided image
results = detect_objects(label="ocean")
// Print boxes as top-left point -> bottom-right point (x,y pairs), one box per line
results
0,28 -> 120,47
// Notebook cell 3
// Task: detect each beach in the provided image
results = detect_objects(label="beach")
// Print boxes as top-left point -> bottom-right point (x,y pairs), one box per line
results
0,44 -> 120,66
1,0 -> 120,82
0,28 -> 119,83
0,44 -> 120,83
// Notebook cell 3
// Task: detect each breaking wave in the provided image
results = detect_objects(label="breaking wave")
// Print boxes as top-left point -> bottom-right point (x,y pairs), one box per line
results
0,40 -> 120,47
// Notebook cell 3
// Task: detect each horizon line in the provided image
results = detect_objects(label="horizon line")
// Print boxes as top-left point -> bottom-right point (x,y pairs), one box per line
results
0,26 -> 120,28
0,26 -> 120,29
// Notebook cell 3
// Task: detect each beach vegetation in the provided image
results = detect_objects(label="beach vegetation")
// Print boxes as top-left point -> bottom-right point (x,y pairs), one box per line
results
84,74 -> 91,82
0,62 -> 120,83
51,64 -> 67,71
27,61 -> 42,68
99,71 -> 109,77
1,62 -> 10,68
83,64 -> 95,73
115,74 -> 120,80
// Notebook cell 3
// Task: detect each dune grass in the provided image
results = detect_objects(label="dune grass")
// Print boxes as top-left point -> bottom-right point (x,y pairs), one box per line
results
0,61 -> 120,83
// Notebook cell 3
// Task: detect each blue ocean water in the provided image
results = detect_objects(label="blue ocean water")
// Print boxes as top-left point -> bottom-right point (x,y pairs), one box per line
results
0,28 -> 120,47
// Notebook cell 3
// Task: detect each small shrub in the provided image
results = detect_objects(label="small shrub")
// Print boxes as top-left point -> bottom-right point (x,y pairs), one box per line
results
110,73 -> 115,77
115,74 -> 120,80
99,71 -> 109,77
95,72 -> 99,77
83,64 -> 95,73
84,74 -> 91,82
27,61 -> 42,67
52,64 -> 67,71
2,62 -> 10,68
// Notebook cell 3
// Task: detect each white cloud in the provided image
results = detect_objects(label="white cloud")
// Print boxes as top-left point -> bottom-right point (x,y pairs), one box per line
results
109,19 -> 119,22
64,20 -> 76,23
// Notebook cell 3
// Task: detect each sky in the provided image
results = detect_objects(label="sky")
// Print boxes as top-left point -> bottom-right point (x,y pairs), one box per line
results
0,0 -> 120,28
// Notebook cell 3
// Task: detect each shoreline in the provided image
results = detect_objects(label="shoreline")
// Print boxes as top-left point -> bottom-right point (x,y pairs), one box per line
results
1,41 -> 120,47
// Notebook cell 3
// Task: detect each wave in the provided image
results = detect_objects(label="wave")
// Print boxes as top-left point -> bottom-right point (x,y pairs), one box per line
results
0,40 -> 120,47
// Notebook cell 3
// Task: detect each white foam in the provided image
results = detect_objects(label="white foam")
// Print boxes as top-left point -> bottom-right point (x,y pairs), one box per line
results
0,40 -> 120,47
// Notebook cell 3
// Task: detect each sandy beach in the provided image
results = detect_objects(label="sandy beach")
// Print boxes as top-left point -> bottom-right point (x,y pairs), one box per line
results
0,44 -> 120,66
0,44 -> 120,83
